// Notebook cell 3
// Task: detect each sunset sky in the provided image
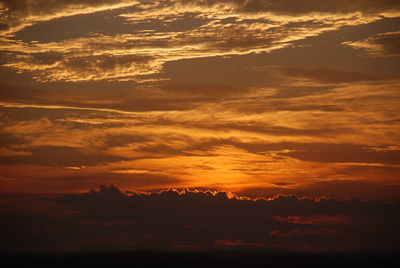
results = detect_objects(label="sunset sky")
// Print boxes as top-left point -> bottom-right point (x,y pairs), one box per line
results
0,0 -> 400,253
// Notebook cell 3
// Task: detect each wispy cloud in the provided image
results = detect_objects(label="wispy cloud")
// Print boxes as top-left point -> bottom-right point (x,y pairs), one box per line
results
343,31 -> 400,57
1,0 -> 398,81
0,0 -> 399,208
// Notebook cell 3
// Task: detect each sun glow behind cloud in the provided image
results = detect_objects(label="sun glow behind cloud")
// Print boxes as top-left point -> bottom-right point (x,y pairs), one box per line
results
0,0 -> 399,204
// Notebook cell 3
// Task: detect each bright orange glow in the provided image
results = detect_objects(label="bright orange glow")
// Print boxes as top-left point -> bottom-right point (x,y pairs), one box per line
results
0,1 -> 399,201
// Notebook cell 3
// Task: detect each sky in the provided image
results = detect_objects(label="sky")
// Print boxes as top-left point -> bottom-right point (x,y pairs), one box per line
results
0,0 -> 400,252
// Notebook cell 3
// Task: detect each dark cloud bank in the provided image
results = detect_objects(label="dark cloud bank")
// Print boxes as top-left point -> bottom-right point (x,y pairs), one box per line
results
1,185 -> 399,253
1,185 -> 399,267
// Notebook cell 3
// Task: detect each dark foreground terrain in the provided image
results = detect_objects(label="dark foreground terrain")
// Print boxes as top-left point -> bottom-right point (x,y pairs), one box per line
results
0,251 -> 398,268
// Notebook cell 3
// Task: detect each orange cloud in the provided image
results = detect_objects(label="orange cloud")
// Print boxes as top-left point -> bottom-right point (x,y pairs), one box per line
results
343,31 -> 400,57
1,1 -> 397,82
0,0 -> 138,35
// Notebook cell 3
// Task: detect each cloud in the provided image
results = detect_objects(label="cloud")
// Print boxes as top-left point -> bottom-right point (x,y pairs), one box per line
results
276,66 -> 391,84
296,180 -> 400,202
0,82 -> 206,112
0,76 -> 399,199
123,0 -> 400,17
0,145 -> 129,167
1,185 -> 399,252
96,133 -> 149,148
343,31 -> 400,57
2,0 -> 398,36
3,52 -> 161,82
163,83 -> 244,97
2,0 -> 396,82
0,132 -> 27,147
227,0 -> 400,15
239,179 -> 400,203
280,147 -> 400,165
204,141 -> 400,165
0,0 -> 136,34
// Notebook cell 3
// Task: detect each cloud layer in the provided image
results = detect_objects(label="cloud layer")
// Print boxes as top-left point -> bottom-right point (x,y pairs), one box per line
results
1,0 -> 399,82
1,185 -> 399,252
344,31 -> 400,57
